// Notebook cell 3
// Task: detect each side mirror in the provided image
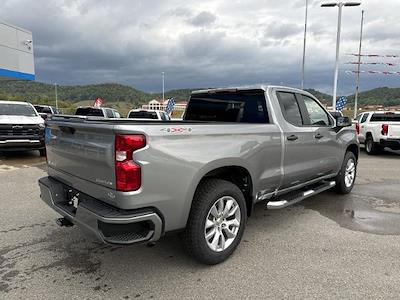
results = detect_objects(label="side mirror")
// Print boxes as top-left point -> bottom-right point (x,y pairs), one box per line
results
336,116 -> 352,128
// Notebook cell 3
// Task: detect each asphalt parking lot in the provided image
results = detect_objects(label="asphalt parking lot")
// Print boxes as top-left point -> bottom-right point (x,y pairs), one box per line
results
1,149 -> 400,299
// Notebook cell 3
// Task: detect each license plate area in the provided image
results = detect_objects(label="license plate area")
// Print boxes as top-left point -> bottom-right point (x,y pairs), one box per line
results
54,187 -> 81,216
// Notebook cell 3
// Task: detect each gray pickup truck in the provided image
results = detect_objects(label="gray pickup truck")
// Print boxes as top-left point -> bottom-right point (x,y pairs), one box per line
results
38,86 -> 359,264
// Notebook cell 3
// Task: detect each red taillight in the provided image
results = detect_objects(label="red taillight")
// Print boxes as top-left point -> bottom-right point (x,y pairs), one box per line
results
355,123 -> 360,135
381,124 -> 389,136
115,134 -> 146,191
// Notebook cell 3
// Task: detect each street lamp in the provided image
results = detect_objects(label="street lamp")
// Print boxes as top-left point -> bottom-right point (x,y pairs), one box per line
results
162,72 -> 165,102
54,83 -> 58,110
321,1 -> 361,111
301,0 -> 309,90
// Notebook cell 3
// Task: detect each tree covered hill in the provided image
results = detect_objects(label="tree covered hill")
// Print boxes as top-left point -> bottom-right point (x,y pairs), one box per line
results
0,81 -> 399,109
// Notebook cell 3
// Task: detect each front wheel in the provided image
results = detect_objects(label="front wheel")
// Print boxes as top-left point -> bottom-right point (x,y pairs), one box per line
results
182,179 -> 247,265
39,148 -> 46,157
335,151 -> 357,194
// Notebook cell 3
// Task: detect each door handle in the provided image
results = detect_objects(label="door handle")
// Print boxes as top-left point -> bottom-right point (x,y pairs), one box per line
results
287,134 -> 298,141
314,133 -> 324,139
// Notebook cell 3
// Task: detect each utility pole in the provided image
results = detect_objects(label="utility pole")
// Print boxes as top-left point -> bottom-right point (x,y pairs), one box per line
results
354,10 -> 364,119
301,0 -> 309,90
54,83 -> 58,109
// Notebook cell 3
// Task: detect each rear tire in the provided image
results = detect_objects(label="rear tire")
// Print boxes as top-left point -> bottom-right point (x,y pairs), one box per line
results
182,179 -> 247,265
39,148 -> 46,157
335,151 -> 357,194
365,136 -> 380,155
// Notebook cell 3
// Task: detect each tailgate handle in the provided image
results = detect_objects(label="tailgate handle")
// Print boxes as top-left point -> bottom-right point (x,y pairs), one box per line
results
59,126 -> 76,134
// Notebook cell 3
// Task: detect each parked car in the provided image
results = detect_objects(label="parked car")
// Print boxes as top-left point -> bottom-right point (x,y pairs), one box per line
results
34,105 -> 60,120
75,106 -> 121,118
0,100 -> 46,156
354,111 -> 400,154
38,86 -> 358,264
127,109 -> 171,121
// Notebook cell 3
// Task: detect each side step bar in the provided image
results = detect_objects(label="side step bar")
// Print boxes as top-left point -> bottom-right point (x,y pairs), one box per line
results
266,180 -> 336,210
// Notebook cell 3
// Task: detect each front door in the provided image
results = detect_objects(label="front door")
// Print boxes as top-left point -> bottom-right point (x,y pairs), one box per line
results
276,91 -> 318,189
297,93 -> 340,177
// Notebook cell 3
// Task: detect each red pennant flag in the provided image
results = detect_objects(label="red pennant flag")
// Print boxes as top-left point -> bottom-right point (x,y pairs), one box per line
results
94,97 -> 103,107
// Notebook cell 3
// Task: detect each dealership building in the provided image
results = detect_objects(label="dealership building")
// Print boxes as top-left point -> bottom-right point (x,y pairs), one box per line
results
0,21 -> 34,81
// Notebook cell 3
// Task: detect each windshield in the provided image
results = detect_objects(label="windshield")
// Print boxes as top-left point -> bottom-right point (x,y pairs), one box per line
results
128,111 -> 158,119
75,107 -> 104,117
0,103 -> 37,116
34,106 -> 52,114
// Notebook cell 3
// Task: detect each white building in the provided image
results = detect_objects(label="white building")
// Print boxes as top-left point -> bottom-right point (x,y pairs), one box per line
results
142,99 -> 187,112
0,21 -> 34,80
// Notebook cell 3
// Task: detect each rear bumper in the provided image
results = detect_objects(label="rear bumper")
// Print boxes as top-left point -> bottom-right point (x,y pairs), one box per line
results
380,138 -> 400,150
38,176 -> 163,245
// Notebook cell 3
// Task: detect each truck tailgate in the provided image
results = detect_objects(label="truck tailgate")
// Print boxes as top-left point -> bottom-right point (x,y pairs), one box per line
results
46,120 -> 116,189
388,123 -> 400,139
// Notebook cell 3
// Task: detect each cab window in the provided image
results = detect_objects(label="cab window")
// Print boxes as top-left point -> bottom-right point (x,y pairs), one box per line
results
300,95 -> 331,126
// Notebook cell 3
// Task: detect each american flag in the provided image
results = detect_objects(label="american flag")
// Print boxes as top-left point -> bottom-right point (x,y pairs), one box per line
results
165,97 -> 175,115
336,96 -> 347,111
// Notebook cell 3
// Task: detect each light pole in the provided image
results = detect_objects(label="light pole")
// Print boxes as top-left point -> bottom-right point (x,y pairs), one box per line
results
353,10 -> 364,119
321,1 -> 361,111
162,72 -> 165,102
54,83 -> 58,110
301,0 -> 309,90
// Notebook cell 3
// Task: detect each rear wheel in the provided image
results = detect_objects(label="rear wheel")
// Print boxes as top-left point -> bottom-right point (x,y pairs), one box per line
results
335,151 -> 357,194
182,179 -> 247,265
365,136 -> 380,155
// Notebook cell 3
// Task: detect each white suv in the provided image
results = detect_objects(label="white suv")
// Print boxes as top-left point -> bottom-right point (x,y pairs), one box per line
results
355,111 -> 400,154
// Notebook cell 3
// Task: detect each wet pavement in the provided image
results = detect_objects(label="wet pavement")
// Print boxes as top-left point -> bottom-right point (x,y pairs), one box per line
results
0,149 -> 400,299
303,149 -> 400,236
0,151 -> 45,172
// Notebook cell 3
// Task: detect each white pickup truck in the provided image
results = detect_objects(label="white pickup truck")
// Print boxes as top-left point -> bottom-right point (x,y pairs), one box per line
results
355,111 -> 400,154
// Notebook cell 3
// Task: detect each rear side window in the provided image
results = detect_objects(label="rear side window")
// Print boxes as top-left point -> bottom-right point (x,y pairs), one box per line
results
34,106 -> 52,113
277,92 -> 302,126
160,112 -> 168,121
184,90 -> 269,123
370,113 -> 400,122
105,109 -> 114,118
128,111 -> 158,119
75,107 -> 104,117
360,113 -> 369,123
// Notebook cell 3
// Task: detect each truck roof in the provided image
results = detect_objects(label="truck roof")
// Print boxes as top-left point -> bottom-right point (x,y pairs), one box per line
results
362,111 -> 400,114
191,85 -> 307,95
0,100 -> 31,105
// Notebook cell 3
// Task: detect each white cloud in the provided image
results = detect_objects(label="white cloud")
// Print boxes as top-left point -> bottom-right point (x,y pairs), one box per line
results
0,0 -> 399,94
